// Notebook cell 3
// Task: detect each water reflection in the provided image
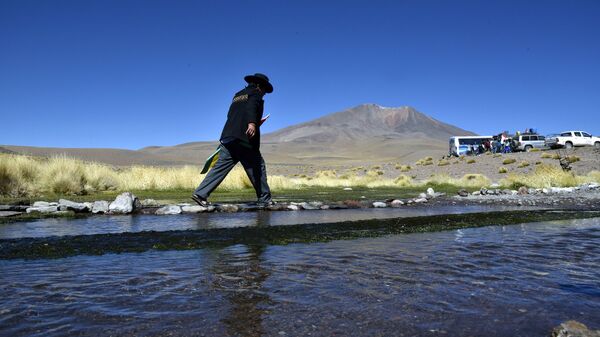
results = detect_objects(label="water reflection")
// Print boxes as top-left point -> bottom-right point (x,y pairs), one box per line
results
210,244 -> 270,337
206,212 -> 272,336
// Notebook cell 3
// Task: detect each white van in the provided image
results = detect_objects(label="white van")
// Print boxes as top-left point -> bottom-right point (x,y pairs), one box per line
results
449,136 -> 493,156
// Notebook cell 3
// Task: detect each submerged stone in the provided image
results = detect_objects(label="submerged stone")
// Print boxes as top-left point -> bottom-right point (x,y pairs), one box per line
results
551,320 -> 600,337
181,205 -> 210,213
217,204 -> 239,213
0,211 -> 21,217
26,206 -> 59,213
58,199 -> 89,212
32,201 -> 58,207
155,205 -> 182,215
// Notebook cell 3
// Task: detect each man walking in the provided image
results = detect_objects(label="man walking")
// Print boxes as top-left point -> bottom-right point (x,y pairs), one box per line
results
192,73 -> 273,207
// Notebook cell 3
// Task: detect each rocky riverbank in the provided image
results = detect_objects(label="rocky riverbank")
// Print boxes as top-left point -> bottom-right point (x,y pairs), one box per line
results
1,182 -> 599,221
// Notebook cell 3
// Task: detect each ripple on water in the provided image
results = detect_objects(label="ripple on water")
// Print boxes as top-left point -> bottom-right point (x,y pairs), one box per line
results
0,218 -> 599,336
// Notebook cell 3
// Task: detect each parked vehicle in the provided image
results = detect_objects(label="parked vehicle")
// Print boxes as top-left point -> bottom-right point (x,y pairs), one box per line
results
514,133 -> 546,152
449,136 -> 493,156
545,131 -> 600,149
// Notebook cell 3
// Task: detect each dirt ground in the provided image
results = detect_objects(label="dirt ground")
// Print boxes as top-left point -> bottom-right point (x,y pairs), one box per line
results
268,147 -> 600,184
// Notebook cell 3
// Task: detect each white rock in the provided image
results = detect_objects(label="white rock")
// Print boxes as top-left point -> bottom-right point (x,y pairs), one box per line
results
542,188 -> 550,194
472,191 -> 481,196
26,206 -> 59,213
287,204 -> 300,211
181,205 -> 208,213
155,205 -> 182,215
511,190 -> 518,195
108,192 -> 138,214
343,187 -> 352,191
419,193 -> 428,199
320,205 -> 330,210
372,202 -> 387,208
490,183 -> 500,188
426,188 -> 435,196
92,201 -> 110,214
413,198 -> 428,203
550,187 -> 574,194
59,199 -> 89,212
391,199 -> 404,206
32,201 -> 57,207
299,202 -> 320,210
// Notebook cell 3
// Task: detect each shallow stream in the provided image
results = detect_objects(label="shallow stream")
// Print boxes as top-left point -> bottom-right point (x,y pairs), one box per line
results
1,209 -> 599,336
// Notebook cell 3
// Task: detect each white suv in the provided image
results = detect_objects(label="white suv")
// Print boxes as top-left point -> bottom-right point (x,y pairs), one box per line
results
545,131 -> 600,149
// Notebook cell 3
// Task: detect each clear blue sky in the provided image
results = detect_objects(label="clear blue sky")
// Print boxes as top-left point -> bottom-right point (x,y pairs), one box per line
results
1,0 -> 599,149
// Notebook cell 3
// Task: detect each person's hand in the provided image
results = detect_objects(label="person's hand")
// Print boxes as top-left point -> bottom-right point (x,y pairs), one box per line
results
246,123 -> 257,138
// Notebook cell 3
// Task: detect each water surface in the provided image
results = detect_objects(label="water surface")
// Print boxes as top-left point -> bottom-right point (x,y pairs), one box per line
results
1,217 -> 599,336
0,204 -> 529,239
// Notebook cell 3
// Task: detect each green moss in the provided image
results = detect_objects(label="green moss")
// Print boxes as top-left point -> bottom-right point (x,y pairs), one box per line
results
3,210 -> 598,259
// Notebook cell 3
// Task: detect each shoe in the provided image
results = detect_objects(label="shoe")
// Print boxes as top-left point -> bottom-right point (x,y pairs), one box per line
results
256,200 -> 275,209
191,194 -> 210,207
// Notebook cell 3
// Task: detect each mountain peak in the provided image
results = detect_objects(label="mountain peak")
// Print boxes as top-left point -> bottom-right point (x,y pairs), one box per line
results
263,104 -> 475,143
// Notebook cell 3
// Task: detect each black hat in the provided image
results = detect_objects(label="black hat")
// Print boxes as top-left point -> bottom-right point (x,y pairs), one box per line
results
244,73 -> 273,93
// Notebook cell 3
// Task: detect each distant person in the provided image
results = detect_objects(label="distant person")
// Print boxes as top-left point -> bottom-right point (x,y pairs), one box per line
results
192,73 -> 274,207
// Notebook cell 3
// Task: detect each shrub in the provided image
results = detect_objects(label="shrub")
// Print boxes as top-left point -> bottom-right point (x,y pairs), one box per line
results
499,167 -> 508,174
40,156 -> 87,195
500,163 -> 583,188
425,173 -> 490,188
394,175 -> 413,187
416,157 -> 433,166
566,156 -> 580,163
535,161 -> 542,165
502,158 -> 516,165
395,164 -> 411,172
467,159 -> 476,164
493,154 -> 502,158
517,161 -> 530,168
529,148 -> 540,152
437,160 -> 450,166
541,153 -> 553,159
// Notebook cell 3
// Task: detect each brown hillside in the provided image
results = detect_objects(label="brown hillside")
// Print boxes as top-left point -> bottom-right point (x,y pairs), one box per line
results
3,104 -> 476,166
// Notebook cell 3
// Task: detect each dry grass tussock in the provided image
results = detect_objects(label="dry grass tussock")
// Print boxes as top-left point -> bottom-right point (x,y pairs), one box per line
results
0,154 -> 265,197
425,174 -> 491,188
3,154 -> 599,197
500,164 -> 600,188
415,157 -> 433,166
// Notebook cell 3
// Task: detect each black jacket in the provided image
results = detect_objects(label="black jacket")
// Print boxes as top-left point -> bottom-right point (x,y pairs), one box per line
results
219,85 -> 264,149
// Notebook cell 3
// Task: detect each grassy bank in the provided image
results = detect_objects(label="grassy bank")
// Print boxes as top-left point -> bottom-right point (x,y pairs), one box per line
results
1,153 -> 599,201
